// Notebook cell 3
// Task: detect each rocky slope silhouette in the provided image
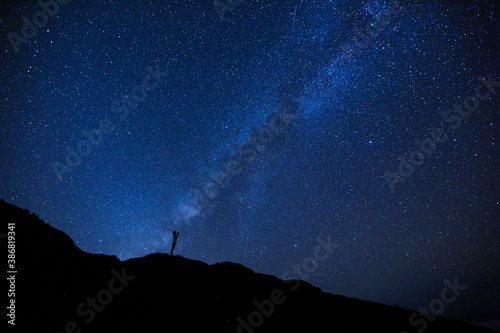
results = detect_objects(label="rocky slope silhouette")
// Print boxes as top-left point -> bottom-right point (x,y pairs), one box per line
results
1,199 -> 494,332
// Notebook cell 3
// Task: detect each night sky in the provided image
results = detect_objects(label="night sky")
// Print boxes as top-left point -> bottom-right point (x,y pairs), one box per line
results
1,0 -> 499,325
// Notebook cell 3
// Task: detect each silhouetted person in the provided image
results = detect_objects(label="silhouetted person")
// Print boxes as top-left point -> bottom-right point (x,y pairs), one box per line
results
171,231 -> 179,256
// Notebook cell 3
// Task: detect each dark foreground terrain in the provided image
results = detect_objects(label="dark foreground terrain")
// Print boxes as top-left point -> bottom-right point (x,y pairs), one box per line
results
1,199 -> 494,332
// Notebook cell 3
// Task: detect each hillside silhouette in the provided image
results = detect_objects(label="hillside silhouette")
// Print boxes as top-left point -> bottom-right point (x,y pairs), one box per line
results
1,199 -> 494,333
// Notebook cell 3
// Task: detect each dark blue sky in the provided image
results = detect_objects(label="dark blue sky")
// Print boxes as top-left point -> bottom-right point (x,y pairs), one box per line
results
1,0 -> 499,324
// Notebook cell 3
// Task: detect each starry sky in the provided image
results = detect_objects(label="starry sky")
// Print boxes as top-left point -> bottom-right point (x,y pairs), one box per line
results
1,0 -> 499,324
